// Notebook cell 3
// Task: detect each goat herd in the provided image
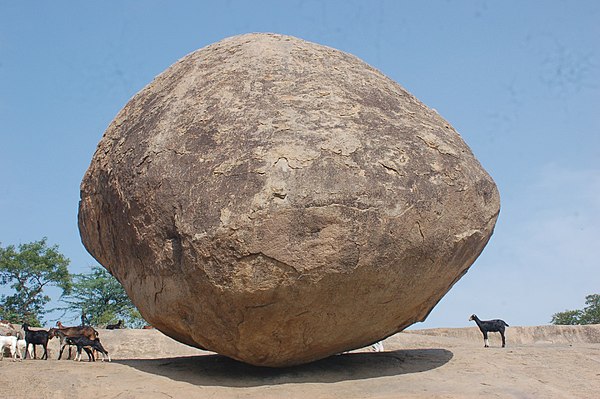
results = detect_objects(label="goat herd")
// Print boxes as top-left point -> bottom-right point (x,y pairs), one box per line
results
0,319 -> 125,363
2,314 -> 510,363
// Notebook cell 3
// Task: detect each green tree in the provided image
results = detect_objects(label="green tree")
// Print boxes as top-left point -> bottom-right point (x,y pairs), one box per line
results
551,294 -> 600,325
550,309 -> 582,325
61,265 -> 146,328
0,238 -> 72,326
579,294 -> 600,324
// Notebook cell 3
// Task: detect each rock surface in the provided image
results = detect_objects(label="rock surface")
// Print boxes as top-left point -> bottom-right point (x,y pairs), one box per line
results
78,33 -> 500,366
0,321 -> 19,337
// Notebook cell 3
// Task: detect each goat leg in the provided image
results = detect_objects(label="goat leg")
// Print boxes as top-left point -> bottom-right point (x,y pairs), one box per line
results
58,343 -> 66,360
83,347 -> 94,362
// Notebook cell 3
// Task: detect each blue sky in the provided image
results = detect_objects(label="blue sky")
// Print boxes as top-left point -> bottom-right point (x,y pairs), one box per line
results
1,1 -> 598,329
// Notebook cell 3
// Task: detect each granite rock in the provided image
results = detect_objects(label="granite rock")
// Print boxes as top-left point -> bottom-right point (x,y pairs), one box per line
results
78,33 -> 500,367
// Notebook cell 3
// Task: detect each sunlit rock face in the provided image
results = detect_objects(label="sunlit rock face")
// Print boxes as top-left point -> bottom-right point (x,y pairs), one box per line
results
78,33 -> 500,367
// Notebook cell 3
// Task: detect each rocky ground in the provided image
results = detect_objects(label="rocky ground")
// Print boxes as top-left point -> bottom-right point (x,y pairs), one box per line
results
1,324 -> 599,398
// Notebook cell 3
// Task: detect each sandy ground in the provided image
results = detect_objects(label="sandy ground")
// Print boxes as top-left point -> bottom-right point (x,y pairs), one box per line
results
1,325 -> 599,399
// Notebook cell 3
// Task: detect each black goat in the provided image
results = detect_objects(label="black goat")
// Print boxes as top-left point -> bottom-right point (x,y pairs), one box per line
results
469,314 -> 509,348
66,336 -> 111,362
22,323 -> 49,359
106,320 -> 124,330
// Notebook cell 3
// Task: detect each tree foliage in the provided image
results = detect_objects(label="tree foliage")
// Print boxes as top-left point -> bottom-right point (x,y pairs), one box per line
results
0,238 -> 72,326
551,294 -> 600,325
61,265 -> 146,328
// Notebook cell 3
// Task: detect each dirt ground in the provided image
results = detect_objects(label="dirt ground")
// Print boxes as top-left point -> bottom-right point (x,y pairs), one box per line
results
1,325 -> 599,399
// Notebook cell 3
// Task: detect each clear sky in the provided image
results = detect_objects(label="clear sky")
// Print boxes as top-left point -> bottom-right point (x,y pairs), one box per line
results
1,1 -> 598,329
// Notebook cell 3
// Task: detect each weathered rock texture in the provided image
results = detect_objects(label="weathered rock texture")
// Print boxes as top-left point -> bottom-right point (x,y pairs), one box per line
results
0,321 -> 19,337
78,33 -> 500,367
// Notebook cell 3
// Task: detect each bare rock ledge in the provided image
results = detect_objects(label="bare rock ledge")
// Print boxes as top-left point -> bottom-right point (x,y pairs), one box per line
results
78,33 -> 500,367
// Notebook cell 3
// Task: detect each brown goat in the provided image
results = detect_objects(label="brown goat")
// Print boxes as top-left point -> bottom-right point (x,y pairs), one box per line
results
48,325 -> 99,360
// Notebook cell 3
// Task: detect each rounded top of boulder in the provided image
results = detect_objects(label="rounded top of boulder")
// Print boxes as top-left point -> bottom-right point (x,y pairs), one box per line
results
79,33 -> 500,366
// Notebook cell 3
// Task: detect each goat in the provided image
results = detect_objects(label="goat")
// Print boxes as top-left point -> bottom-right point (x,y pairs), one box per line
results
54,323 -> 98,340
48,329 -> 76,360
106,320 -> 124,330
469,314 -> 509,347
22,323 -> 49,359
370,341 -> 384,352
17,338 -> 32,360
0,335 -> 19,361
48,325 -> 99,360
66,336 -> 111,362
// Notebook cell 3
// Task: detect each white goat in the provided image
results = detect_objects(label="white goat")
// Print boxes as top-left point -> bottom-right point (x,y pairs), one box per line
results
0,335 -> 20,361
17,339 -> 32,360
370,341 -> 384,352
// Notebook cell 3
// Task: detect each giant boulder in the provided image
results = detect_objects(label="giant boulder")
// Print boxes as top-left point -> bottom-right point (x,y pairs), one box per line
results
78,33 -> 500,367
